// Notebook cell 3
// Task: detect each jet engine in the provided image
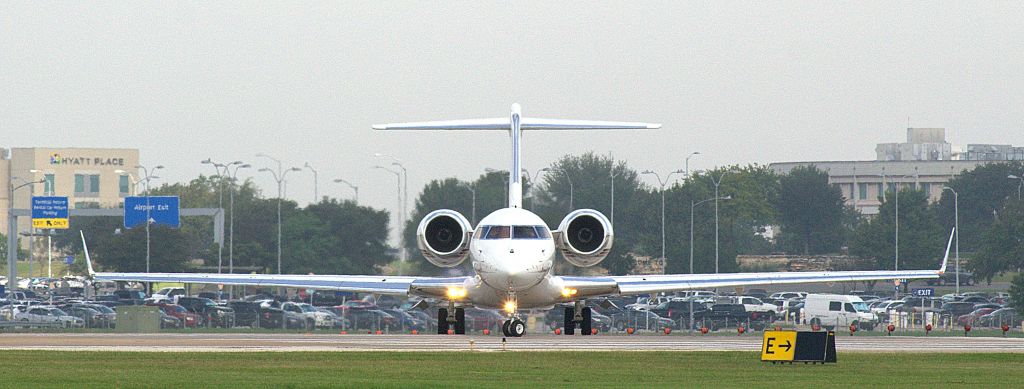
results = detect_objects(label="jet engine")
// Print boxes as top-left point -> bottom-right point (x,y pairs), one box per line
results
555,209 -> 614,267
416,209 -> 473,267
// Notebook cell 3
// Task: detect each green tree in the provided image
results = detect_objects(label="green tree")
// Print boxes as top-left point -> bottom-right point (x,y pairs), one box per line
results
936,161 -> 1024,251
850,189 -> 944,271
776,165 -> 846,254
1010,273 -> 1024,313
532,153 -> 644,275
972,199 -> 1024,283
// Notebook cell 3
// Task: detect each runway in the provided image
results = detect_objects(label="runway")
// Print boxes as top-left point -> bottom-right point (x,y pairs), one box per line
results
2,333 -> 1023,352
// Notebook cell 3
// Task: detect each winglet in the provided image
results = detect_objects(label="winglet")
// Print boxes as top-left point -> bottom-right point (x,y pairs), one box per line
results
938,227 -> 955,274
80,231 -> 96,277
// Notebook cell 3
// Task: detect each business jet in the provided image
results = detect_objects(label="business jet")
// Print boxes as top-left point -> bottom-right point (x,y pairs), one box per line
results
82,104 -> 952,337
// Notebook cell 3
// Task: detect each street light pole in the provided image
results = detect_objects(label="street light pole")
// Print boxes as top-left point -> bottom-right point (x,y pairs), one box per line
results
304,162 -> 319,203
521,167 -> 550,210
7,179 -> 43,290
227,164 -> 250,277
710,171 -> 726,274
333,178 -> 359,204
642,169 -> 684,274
258,163 -> 300,275
689,195 -> 729,333
201,159 -> 236,273
374,165 -> 404,275
684,152 -> 700,180
943,187 -> 960,295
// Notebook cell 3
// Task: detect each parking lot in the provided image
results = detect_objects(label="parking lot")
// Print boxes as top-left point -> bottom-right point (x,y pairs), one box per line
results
0,277 -> 1019,337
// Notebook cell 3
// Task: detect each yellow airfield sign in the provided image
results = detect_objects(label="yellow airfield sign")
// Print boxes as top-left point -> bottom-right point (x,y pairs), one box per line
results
761,330 -> 796,361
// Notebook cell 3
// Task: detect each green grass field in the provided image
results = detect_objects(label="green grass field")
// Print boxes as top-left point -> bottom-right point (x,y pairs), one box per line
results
0,351 -> 1020,388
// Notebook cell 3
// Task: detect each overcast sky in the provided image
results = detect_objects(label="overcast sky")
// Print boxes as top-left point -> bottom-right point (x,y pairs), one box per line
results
3,2 -> 1023,225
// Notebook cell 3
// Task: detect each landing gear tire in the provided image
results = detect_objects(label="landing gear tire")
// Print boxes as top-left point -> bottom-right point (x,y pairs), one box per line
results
580,307 -> 593,336
454,308 -> 466,335
501,320 -> 511,337
508,319 -> 526,337
437,308 -> 449,334
563,307 -> 576,335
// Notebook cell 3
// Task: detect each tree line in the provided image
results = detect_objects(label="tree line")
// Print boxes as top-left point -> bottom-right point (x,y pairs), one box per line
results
54,154 -> 1023,285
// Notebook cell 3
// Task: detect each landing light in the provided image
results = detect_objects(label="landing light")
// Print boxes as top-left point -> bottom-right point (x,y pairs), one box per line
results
503,301 -> 517,313
560,288 -> 578,298
446,287 -> 467,300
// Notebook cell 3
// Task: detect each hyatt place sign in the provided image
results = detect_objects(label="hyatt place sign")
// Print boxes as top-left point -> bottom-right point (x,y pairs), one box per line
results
50,153 -> 126,166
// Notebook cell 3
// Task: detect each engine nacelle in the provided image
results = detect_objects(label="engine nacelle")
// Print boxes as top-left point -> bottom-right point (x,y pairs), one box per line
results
416,210 -> 473,268
555,209 -> 614,267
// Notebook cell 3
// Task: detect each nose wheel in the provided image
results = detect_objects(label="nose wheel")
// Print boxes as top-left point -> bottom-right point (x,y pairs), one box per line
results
502,318 -> 526,337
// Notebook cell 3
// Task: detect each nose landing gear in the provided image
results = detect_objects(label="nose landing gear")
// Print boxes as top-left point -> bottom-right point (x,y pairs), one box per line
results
502,318 -> 526,337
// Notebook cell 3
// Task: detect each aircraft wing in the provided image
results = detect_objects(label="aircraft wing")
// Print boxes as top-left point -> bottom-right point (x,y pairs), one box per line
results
80,233 -> 466,297
560,228 -> 954,298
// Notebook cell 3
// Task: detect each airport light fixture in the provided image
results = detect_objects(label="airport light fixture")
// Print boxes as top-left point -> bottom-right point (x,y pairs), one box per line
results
460,182 -> 477,225
201,158 -> 233,273
521,167 -> 550,210
333,178 -> 359,204
710,171 -> 727,274
943,186 -> 960,295
641,169 -> 685,273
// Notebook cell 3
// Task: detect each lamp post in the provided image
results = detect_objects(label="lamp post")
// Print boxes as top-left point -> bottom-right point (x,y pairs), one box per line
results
610,169 -> 619,228
7,179 -> 43,290
375,165 -> 404,276
689,195 -> 728,332
200,159 -> 241,273
1009,175 -> 1023,200
259,164 -> 300,275
710,171 -> 727,274
227,163 -> 250,278
304,162 -> 319,203
684,152 -> 700,180
641,169 -> 684,273
333,178 -> 359,204
943,187 -> 960,295
375,154 -> 408,247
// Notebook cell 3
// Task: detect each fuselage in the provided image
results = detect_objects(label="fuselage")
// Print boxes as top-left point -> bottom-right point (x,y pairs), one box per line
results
460,207 -> 564,310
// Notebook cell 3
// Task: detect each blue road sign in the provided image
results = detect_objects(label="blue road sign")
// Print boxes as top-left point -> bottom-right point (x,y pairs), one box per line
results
124,196 -> 180,228
31,196 -> 69,229
911,288 -> 935,297
65,255 -> 75,265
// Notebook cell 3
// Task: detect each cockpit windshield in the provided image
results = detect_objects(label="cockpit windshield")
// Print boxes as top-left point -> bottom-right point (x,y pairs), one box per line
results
478,225 -> 550,240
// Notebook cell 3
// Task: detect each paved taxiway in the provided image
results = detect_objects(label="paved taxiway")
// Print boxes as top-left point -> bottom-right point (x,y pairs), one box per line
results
1,333 -> 1023,352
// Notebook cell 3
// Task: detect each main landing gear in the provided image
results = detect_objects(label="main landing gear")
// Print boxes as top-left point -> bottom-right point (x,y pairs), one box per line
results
437,300 -> 465,334
563,301 -> 593,336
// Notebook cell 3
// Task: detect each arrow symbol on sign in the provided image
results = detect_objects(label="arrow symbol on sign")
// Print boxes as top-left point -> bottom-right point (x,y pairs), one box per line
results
782,340 -> 792,352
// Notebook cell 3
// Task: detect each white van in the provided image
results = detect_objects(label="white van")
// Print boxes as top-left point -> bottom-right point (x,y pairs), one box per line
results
803,294 -> 876,330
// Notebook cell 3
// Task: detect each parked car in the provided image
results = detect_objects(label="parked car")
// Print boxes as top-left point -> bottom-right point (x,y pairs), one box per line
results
384,309 -> 427,331
939,302 -> 977,318
724,296 -> 777,321
802,294 -> 876,330
113,290 -> 146,305
280,302 -> 327,329
153,304 -> 200,328
175,297 -> 235,327
927,270 -> 973,286
957,308 -> 997,326
979,308 -> 1018,328
152,287 -> 186,301
15,306 -> 84,328
649,300 -> 708,323
330,306 -> 395,331
65,304 -> 116,328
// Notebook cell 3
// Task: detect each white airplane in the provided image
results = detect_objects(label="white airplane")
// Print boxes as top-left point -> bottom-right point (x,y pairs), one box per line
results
82,103 -> 953,337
